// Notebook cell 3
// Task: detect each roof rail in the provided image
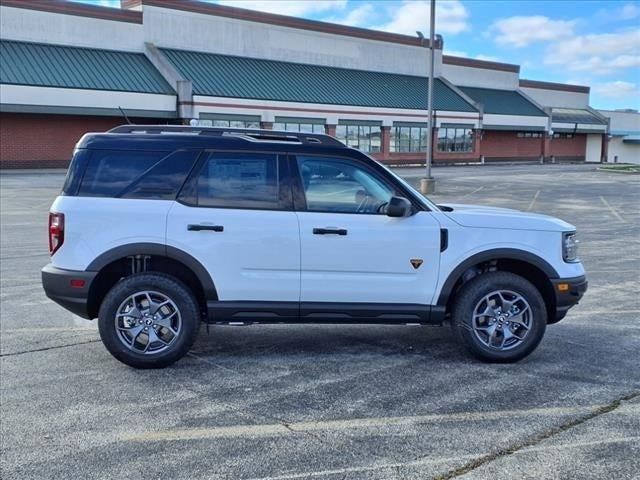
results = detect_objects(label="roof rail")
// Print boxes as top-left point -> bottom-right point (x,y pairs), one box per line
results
107,124 -> 345,147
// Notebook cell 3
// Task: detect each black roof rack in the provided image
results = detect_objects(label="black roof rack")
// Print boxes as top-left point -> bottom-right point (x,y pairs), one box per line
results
107,124 -> 345,147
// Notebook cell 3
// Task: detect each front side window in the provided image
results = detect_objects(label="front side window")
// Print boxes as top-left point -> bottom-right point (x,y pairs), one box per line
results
296,156 -> 394,214
192,152 -> 280,209
437,128 -> 474,153
335,124 -> 381,153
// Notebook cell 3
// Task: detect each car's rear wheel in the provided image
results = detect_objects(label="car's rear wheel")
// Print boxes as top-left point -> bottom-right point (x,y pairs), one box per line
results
98,273 -> 200,369
451,271 -> 546,362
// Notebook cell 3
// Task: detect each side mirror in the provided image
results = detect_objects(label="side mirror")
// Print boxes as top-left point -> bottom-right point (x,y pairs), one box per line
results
386,196 -> 413,217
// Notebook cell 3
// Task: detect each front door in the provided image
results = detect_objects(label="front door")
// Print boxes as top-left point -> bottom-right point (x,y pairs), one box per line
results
292,155 -> 442,307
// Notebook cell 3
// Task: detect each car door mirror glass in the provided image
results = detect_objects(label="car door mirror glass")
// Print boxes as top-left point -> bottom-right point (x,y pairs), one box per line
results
386,196 -> 413,217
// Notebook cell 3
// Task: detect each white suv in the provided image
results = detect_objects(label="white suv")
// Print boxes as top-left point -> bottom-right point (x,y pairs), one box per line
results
42,125 -> 587,368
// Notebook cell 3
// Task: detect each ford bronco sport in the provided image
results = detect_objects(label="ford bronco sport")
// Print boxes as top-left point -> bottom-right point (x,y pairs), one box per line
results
42,125 -> 587,368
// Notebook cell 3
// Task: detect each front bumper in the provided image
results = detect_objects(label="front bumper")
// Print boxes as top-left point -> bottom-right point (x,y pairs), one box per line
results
550,275 -> 588,323
42,264 -> 96,319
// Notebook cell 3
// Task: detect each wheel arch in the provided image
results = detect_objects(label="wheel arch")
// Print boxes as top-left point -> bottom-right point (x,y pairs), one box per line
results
86,243 -> 217,319
437,248 -> 559,321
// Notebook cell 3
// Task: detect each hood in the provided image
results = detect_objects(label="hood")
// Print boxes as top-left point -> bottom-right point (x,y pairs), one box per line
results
439,203 -> 575,232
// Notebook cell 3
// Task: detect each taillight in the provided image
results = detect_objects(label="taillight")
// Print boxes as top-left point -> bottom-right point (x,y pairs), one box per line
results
49,212 -> 65,255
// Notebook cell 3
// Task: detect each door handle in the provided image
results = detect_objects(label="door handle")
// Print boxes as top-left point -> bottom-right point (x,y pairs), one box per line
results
188,224 -> 224,232
313,227 -> 347,236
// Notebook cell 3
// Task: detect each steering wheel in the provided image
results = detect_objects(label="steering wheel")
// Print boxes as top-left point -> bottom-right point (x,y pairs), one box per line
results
376,201 -> 389,213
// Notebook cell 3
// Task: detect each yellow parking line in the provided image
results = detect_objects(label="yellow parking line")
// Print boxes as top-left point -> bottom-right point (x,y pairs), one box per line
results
599,196 -> 626,222
527,190 -> 540,211
122,404 -> 600,443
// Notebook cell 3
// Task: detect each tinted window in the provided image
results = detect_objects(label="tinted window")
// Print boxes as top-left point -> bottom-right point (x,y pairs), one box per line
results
122,150 -> 198,199
194,152 -> 280,209
297,156 -> 394,214
78,150 -> 167,197
77,150 -> 197,199
62,149 -> 90,195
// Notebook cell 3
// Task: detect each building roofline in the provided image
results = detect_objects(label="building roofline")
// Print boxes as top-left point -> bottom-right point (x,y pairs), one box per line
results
520,79 -> 590,94
123,0 -> 440,48
1,0 -> 142,23
442,55 -> 520,73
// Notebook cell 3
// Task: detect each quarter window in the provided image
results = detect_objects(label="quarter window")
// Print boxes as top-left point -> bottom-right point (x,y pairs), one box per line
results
78,150 -> 168,197
335,124 -> 381,153
194,153 -> 280,209
296,156 -> 394,214
437,128 -> 474,152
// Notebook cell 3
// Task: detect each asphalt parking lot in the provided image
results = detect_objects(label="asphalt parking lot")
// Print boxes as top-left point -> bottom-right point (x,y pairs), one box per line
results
1,163 -> 639,479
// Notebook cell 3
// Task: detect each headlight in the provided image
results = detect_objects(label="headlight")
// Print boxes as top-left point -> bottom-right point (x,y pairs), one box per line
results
563,232 -> 579,262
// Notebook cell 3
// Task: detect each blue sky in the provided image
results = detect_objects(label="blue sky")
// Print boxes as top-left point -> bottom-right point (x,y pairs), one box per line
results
83,0 -> 640,110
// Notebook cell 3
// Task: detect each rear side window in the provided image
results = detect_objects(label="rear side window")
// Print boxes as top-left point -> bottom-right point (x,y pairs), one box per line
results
77,150 -> 197,199
187,152 -> 282,209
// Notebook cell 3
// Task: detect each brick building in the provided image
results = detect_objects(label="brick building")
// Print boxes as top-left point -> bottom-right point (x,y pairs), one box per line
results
0,0 -> 621,168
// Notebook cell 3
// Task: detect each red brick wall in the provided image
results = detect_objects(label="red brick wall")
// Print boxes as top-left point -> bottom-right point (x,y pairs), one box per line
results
479,130 -> 542,161
0,113 -> 166,168
549,134 -> 586,160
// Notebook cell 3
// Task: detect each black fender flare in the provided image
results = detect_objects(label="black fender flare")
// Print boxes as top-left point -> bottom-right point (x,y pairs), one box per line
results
437,248 -> 559,306
86,242 -> 218,300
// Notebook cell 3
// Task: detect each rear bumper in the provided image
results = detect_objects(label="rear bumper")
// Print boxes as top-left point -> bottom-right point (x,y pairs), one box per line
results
41,264 -> 96,319
551,275 -> 588,323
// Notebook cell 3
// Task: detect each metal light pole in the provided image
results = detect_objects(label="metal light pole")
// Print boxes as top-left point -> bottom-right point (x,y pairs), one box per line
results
420,0 -> 436,194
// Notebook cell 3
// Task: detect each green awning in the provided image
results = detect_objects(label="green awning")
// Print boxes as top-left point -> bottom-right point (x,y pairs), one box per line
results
161,48 -> 478,112
458,86 -> 547,117
551,108 -> 607,125
0,40 -> 174,94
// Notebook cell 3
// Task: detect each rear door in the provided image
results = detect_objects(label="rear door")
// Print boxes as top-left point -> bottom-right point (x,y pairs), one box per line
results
292,154 -> 442,306
166,151 -> 301,306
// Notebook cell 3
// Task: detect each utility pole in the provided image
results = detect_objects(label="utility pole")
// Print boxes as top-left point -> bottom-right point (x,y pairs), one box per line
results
420,0 -> 436,194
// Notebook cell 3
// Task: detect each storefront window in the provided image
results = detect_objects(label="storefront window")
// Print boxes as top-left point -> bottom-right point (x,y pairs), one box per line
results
196,117 -> 260,129
273,122 -> 325,134
437,128 -> 474,152
335,124 -> 381,153
391,125 -> 428,152
213,119 -> 260,129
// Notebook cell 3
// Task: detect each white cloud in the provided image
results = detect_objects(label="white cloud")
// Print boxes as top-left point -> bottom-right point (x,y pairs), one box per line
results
216,0 -> 347,17
595,2 -> 640,22
620,2 -> 640,20
593,80 -> 639,98
487,15 -> 576,47
326,3 -> 376,27
374,0 -> 470,36
544,30 -> 640,74
443,49 -> 468,57
475,54 -> 501,62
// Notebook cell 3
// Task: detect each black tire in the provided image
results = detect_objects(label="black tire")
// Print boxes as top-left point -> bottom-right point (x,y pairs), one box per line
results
451,271 -> 547,363
98,273 -> 200,369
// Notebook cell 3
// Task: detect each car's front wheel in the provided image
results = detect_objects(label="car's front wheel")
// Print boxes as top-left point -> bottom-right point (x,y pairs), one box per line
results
98,273 -> 200,369
451,271 -> 547,362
